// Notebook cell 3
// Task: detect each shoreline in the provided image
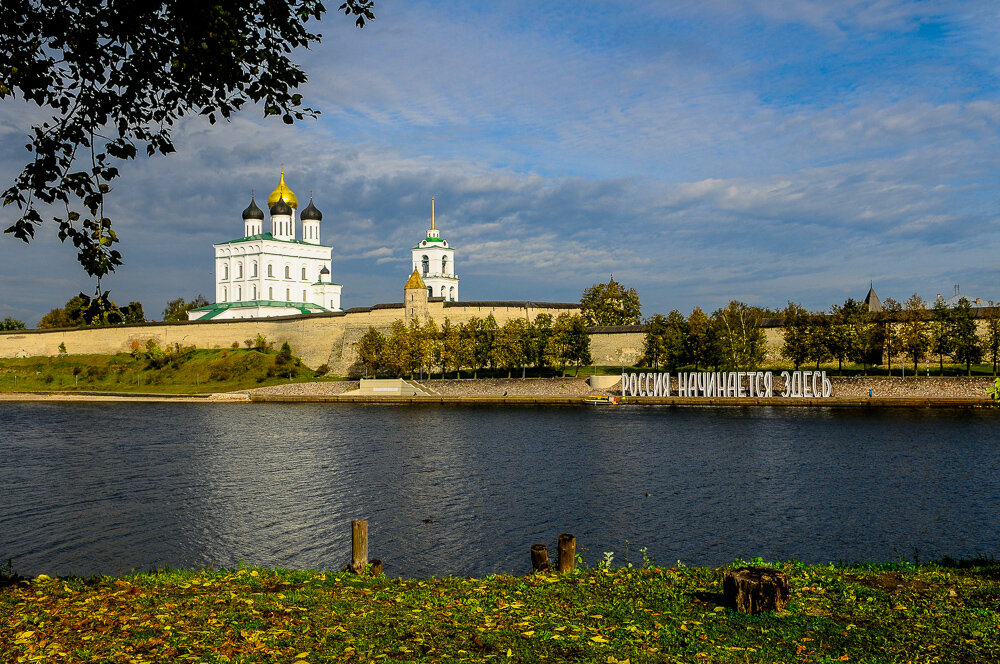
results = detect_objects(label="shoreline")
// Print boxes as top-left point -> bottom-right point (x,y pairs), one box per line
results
0,376 -> 995,406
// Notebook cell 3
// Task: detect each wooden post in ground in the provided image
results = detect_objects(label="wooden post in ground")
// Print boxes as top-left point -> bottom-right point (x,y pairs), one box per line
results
723,567 -> 790,614
557,533 -> 576,573
352,520 -> 368,573
530,544 -> 550,572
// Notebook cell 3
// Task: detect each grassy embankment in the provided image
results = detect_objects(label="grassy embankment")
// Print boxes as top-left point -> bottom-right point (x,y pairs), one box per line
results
0,346 -> 339,394
2,560 -> 999,662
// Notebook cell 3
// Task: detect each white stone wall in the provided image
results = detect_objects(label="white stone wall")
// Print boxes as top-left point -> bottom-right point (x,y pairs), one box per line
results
214,239 -> 340,310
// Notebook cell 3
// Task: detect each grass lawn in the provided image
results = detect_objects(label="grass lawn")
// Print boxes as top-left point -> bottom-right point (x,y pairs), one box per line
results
2,561 -> 998,662
0,348 -> 346,394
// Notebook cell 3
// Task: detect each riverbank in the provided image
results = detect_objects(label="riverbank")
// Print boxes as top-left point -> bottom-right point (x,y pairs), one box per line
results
0,375 -> 995,406
2,562 -> 998,662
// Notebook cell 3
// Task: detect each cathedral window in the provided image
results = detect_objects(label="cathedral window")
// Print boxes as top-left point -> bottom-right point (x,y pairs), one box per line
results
286,288 -> 290,301
269,287 -> 273,299
223,264 -> 229,280
450,286 -> 455,301
301,267 -> 306,280
251,262 -> 257,278
441,286 -> 446,297
237,286 -> 242,300
442,256 -> 448,274
285,265 -> 290,279
223,287 -> 227,301
252,286 -> 257,299
237,263 -> 243,279
267,264 -> 273,277
427,286 -> 433,297
421,255 -> 429,275
302,289 -> 307,301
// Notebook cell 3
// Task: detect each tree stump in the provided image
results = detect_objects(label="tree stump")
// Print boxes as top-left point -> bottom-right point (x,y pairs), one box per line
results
530,544 -> 550,572
557,533 -> 576,573
723,567 -> 789,614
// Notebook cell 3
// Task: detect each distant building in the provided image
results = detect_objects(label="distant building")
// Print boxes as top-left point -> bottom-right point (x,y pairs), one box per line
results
936,285 -> 986,308
863,283 -> 882,313
411,198 -> 459,301
188,171 -> 343,320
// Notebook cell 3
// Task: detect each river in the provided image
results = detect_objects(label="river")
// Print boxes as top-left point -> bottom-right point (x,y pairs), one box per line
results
2,403 -> 998,577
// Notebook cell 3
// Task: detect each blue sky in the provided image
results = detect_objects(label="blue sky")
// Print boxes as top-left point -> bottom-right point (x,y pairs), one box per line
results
2,0 -> 999,324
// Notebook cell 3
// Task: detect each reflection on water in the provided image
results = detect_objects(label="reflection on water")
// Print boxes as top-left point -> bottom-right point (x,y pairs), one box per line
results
2,403 -> 999,577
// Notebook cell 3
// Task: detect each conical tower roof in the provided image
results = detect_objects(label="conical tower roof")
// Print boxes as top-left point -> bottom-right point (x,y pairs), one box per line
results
864,283 -> 883,313
405,268 -> 426,290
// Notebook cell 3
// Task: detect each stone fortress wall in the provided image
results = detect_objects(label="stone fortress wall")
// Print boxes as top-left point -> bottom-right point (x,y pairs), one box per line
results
0,298 -> 581,376
2,305 -> 992,375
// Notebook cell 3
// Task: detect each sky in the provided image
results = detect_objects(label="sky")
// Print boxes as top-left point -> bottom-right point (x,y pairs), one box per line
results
2,0 -> 999,325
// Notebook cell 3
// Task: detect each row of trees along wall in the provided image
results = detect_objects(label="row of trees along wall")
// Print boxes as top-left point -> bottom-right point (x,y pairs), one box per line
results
353,313 -> 592,379
641,296 -> 1000,376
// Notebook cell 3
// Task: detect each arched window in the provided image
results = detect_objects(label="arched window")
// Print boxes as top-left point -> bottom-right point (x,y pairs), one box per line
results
252,286 -> 257,299
251,262 -> 257,278
285,265 -> 290,279
267,264 -> 273,277
441,286 -> 446,297
286,288 -> 290,301
237,286 -> 242,300
442,255 -> 448,274
301,267 -> 306,280
302,289 -> 307,301
223,287 -> 228,301
427,286 -> 433,297
449,286 -> 455,301
236,262 -> 243,278
421,255 -> 429,275
268,287 -> 273,300
223,264 -> 229,280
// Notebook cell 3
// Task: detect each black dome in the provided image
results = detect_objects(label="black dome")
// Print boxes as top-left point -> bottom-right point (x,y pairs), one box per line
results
301,199 -> 323,221
242,197 -> 264,220
320,266 -> 330,275
269,198 -> 293,216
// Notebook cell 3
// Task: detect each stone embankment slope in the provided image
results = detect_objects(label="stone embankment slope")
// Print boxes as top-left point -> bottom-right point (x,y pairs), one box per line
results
242,376 -> 996,400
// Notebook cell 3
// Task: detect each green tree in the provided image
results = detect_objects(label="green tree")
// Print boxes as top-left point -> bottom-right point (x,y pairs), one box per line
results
2,0 -> 373,287
781,301 -> 810,370
713,300 -> 766,370
685,307 -> 714,370
1,317 -> 27,330
162,295 -> 210,322
930,297 -> 953,375
899,294 -> 930,374
983,306 -> 1000,377
642,314 -> 668,370
806,313 -> 831,370
835,298 -> 874,374
383,320 -> 411,378
493,319 -> 529,378
355,326 -> 385,377
879,298 -> 902,375
475,315 -> 499,375
527,313 -> 554,371
565,314 -> 593,375
580,278 -> 642,326
438,318 -> 460,377
121,301 -> 146,324
662,310 -> 689,370
545,313 -> 573,377
456,320 -> 477,379
951,298 -> 982,376
37,292 -> 130,328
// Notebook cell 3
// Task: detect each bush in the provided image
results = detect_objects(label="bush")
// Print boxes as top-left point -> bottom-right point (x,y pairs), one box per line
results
42,373 -> 54,384
314,364 -> 330,377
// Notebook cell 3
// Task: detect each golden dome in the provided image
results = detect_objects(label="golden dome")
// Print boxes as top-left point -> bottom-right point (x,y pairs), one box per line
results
267,170 -> 298,210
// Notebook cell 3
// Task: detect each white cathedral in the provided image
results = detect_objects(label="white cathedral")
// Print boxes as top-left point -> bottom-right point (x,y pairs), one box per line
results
188,172 -> 458,320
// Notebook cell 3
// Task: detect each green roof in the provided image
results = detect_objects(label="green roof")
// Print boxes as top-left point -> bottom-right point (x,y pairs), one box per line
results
216,233 -> 330,249
190,300 -> 334,319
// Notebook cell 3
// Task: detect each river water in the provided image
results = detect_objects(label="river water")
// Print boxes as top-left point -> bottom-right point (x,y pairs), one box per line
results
2,403 -> 998,578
